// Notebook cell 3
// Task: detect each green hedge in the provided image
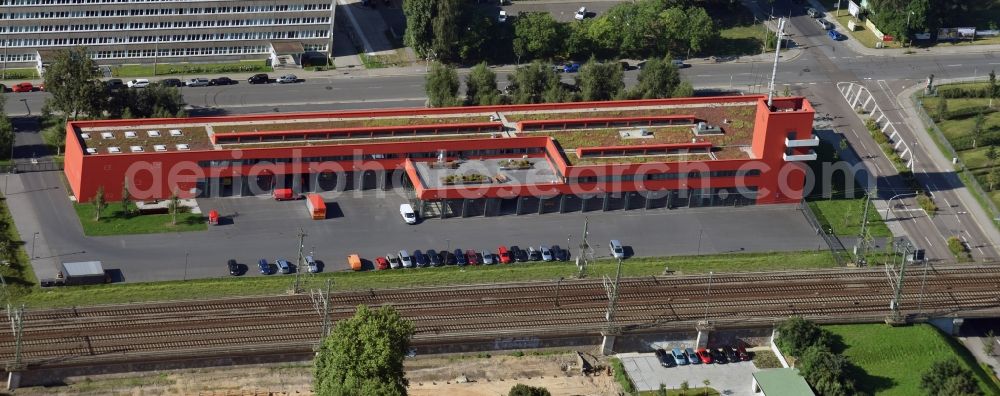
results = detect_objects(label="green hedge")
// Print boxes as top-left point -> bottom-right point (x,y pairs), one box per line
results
938,85 -> 994,99
609,357 -> 635,394
944,106 -> 996,121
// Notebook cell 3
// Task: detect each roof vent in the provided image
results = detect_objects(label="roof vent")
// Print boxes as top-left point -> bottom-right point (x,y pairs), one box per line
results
85,148 -> 97,154
101,132 -> 114,139
130,146 -> 144,153
107,146 -> 121,154
169,129 -> 182,137
124,131 -> 137,138
176,144 -> 190,151
147,130 -> 160,137
80,133 -> 91,139
153,144 -> 167,152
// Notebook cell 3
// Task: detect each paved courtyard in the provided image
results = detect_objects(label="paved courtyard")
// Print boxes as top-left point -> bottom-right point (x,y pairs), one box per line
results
619,351 -> 759,395
9,171 -> 826,283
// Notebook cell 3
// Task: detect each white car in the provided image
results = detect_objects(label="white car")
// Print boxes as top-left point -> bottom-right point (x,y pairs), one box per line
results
498,10 -> 507,23
185,78 -> 209,87
398,250 -> 414,269
305,255 -> 319,273
126,78 -> 149,88
400,204 -> 417,224
574,6 -> 586,20
610,239 -> 625,259
277,74 -> 298,84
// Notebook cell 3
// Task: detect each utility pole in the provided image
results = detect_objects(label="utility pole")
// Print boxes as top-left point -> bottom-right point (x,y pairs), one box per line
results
855,193 -> 872,264
576,217 -> 590,278
292,228 -> 306,294
310,279 -> 334,346
6,303 -> 24,374
554,277 -> 564,307
915,260 -> 930,318
886,240 -> 912,324
766,18 -> 787,108
600,257 -> 624,355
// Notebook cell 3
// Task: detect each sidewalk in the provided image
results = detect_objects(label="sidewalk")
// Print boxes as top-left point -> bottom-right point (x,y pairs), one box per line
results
807,0 -> 1000,57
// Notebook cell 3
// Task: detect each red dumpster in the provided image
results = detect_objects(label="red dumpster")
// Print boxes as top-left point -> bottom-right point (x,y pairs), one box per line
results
273,188 -> 297,201
305,194 -> 326,220
208,209 -> 219,225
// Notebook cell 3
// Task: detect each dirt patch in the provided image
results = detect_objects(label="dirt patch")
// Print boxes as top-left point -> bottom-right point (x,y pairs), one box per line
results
15,352 -> 620,396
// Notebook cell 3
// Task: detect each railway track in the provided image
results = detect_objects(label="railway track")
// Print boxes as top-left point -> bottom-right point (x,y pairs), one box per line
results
1,264 -> 998,368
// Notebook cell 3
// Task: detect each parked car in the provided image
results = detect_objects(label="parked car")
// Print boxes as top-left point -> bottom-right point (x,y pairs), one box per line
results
159,78 -> 183,87
713,347 -> 729,364
12,82 -> 33,92
277,74 -> 298,83
619,61 -> 633,71
185,78 -> 210,87
511,246 -> 529,262
806,7 -> 821,18
400,204 -> 418,224
375,256 -> 390,270
672,348 -> 689,365
413,250 -> 430,268
695,348 -> 713,364
248,73 -> 270,84
275,259 -> 292,274
724,345 -> 740,362
387,254 -> 402,269
440,250 -> 457,265
427,249 -> 443,267
465,249 -> 479,265
227,259 -> 240,276
671,59 -> 689,68
562,63 -> 581,73
685,348 -> 701,365
737,344 -> 751,361
258,259 -> 272,275
610,239 -> 625,259
454,249 -> 468,266
37,82 -> 44,91
305,255 -> 319,273
654,348 -> 676,367
105,79 -> 125,90
552,245 -> 569,261
574,6 -> 586,20
540,246 -> 554,261
527,246 -> 542,261
817,18 -> 834,30
0,84 -> 7,92
498,10 -> 507,23
399,250 -> 414,268
828,29 -> 845,41
210,76 -> 236,86
126,78 -> 150,88
498,246 -> 512,264
481,250 -> 495,265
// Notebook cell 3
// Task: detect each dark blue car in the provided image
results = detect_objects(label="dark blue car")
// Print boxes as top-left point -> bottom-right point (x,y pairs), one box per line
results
454,249 -> 468,266
562,63 -> 581,73
828,30 -> 845,41
258,259 -> 272,275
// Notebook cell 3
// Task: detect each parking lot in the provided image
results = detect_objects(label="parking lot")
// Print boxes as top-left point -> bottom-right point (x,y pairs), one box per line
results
618,351 -> 759,394
11,172 -> 826,283
500,0 -> 620,23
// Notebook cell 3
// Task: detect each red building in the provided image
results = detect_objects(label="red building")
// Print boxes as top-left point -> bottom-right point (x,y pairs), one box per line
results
63,95 -> 817,218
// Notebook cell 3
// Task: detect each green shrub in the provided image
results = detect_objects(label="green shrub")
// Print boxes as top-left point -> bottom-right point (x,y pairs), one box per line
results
609,357 -> 635,394
944,106 -> 997,121
939,86 -> 992,99
918,194 -> 938,216
947,236 -> 971,261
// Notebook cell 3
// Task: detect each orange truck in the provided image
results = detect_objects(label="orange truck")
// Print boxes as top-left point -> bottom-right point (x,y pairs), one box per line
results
306,194 -> 326,220
347,254 -> 362,271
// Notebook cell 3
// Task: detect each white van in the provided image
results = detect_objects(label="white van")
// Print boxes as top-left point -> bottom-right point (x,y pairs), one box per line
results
126,78 -> 150,88
400,204 -> 418,224
609,240 -> 625,259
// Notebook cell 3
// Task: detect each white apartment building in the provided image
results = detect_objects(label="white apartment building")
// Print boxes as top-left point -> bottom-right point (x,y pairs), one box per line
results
0,0 -> 336,70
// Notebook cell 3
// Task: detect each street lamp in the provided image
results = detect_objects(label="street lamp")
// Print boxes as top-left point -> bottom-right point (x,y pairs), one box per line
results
183,250 -> 189,281
885,192 -> 918,219
30,232 -> 38,259
905,11 -> 915,47
703,271 -> 714,322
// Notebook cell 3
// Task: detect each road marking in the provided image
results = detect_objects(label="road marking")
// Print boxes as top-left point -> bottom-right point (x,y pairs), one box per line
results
990,63 -> 1000,65
696,75 -> 712,77
924,236 -> 933,247
946,64 -> 963,67
943,197 -> 953,208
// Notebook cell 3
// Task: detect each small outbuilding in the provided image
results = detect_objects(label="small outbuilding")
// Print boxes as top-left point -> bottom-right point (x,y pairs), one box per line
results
751,368 -> 814,396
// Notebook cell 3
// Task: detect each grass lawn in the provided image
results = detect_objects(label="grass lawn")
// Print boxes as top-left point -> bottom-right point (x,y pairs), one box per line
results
808,198 -> 892,237
824,323 -> 1000,396
360,50 -> 409,69
0,68 -> 40,80
74,202 -> 207,236
17,250 -> 836,308
111,60 -> 272,78
716,24 -> 771,57
835,15 -> 903,49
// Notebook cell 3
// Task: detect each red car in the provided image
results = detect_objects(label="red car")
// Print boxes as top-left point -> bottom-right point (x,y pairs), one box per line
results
497,246 -> 512,264
465,249 -> 479,265
737,344 -> 751,361
695,348 -> 713,364
374,256 -> 390,270
12,82 -> 33,92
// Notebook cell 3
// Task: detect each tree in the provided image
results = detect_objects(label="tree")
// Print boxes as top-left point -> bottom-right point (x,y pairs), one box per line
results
0,95 -> 13,161
167,191 -> 180,226
656,384 -> 668,396
314,305 -> 415,396
465,62 -> 502,106
987,145 -> 998,166
425,62 -> 460,108
508,383 -> 551,396
990,70 -> 997,106
920,359 -> 982,396
672,81 -> 694,98
513,12 -> 562,61
798,346 -> 859,396
508,61 -> 559,104
935,98 -> 948,121
121,178 -> 132,218
431,0 -> 462,62
682,6 -> 718,55
41,124 -> 66,156
628,57 -> 680,99
775,316 -> 834,357
403,0 -> 436,57
984,330 -> 996,356
576,57 -> 624,101
680,380 -> 690,395
93,186 -> 105,221
701,379 -> 711,396
43,46 -> 104,120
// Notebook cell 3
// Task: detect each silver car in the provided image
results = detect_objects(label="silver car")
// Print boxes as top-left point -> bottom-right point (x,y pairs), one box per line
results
185,78 -> 209,87
277,74 -> 298,84
305,255 -> 319,273
540,246 -> 553,261
481,250 -> 495,265
399,250 -> 414,268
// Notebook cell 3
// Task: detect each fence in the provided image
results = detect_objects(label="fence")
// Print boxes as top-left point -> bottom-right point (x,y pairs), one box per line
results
0,160 -> 63,174
911,92 -> 1000,228
799,200 -> 851,266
